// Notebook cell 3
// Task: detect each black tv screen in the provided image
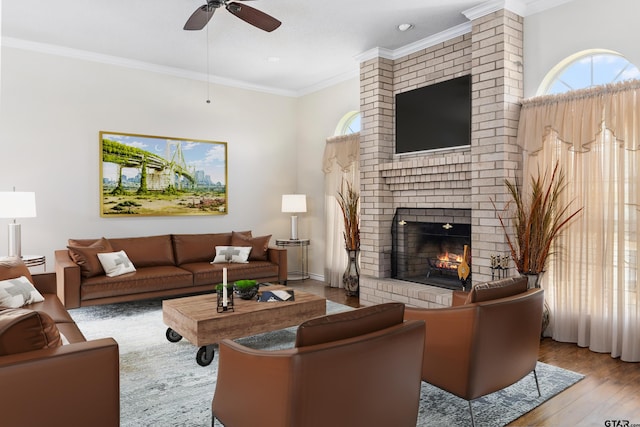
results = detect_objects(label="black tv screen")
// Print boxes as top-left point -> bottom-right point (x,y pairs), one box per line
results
395,75 -> 471,154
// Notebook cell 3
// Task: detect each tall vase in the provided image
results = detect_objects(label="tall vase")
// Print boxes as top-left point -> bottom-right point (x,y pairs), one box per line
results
522,272 -> 544,289
521,272 -> 550,335
343,249 -> 360,297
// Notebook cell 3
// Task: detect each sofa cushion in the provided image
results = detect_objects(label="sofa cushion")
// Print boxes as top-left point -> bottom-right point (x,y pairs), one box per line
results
79,266 -> 194,302
231,232 -> 271,261
0,276 -> 45,308
183,261 -> 279,287
465,276 -> 528,304
0,308 -> 62,355
0,257 -> 34,284
295,302 -> 405,348
109,235 -> 175,268
97,251 -> 137,277
172,231 -> 252,265
173,233 -> 230,265
67,237 -> 114,278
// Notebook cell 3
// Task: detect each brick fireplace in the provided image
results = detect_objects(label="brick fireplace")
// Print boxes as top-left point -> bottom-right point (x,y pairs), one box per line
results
357,7 -> 524,308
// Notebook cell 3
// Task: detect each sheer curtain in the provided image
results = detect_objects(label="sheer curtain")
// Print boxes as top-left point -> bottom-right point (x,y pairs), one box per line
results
322,133 -> 360,288
517,80 -> 640,361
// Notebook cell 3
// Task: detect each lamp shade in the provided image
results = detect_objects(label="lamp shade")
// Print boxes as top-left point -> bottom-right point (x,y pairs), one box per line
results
0,192 -> 37,219
281,194 -> 307,213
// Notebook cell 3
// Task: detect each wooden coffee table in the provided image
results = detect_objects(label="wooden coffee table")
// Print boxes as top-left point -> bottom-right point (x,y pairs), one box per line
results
162,285 -> 326,366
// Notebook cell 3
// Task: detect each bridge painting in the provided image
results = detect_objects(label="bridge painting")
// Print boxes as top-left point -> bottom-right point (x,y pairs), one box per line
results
100,131 -> 227,216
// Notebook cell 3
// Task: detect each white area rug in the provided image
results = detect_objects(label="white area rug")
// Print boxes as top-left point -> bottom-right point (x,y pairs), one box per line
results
70,297 -> 583,427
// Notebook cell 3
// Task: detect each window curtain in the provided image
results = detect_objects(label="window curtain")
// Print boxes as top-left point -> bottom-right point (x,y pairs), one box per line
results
517,79 -> 640,362
322,133 -> 360,288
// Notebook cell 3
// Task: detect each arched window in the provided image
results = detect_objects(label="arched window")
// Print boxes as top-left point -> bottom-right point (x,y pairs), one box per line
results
324,111 -> 361,288
538,49 -> 640,96
334,111 -> 361,136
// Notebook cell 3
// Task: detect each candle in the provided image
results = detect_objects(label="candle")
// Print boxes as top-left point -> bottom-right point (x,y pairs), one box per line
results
222,267 -> 228,307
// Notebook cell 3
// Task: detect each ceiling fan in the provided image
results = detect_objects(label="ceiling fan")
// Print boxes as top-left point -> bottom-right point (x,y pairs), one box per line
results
184,0 -> 282,32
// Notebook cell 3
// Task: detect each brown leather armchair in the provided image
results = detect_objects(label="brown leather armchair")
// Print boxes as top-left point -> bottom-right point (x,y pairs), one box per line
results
0,270 -> 119,427
404,285 -> 544,426
212,303 -> 425,427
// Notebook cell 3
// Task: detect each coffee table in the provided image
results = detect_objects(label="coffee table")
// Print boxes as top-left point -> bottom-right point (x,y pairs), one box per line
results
162,285 -> 326,366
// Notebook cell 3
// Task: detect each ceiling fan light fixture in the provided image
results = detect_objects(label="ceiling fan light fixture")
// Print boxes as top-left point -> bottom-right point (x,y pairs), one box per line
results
397,23 -> 414,32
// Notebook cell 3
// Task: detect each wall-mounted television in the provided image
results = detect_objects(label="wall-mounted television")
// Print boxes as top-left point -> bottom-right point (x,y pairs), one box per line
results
395,74 -> 471,154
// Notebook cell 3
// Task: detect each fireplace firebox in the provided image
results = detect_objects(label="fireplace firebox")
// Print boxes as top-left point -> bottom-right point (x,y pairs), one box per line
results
392,208 -> 471,290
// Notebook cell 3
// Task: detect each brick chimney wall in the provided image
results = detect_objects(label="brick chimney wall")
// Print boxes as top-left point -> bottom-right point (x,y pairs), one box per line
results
358,9 -> 524,307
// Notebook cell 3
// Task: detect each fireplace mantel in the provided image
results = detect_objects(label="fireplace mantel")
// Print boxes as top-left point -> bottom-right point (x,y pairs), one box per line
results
380,150 -> 472,208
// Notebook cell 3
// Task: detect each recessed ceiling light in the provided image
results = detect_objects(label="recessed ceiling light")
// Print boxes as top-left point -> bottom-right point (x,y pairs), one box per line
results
267,56 -> 281,63
397,23 -> 414,32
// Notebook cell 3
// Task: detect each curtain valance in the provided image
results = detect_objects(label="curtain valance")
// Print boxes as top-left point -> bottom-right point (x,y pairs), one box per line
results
517,79 -> 640,153
322,133 -> 360,173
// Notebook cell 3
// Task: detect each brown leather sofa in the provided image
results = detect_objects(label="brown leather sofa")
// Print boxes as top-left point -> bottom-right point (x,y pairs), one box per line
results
55,231 -> 287,308
212,303 -> 426,427
0,260 -> 119,426
404,276 -> 544,426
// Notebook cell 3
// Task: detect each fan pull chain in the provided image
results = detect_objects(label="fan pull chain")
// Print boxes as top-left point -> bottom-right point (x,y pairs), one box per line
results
206,15 -> 211,104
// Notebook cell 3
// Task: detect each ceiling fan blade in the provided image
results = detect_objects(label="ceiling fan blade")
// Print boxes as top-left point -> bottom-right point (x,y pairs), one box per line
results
226,2 -> 281,32
184,5 -> 216,31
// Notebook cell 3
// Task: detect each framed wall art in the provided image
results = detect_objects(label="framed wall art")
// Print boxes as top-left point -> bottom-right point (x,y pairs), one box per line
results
100,131 -> 228,217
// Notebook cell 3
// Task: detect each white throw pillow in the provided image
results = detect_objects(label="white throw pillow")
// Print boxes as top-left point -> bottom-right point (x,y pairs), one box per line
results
97,250 -> 137,277
211,246 -> 252,264
0,276 -> 45,308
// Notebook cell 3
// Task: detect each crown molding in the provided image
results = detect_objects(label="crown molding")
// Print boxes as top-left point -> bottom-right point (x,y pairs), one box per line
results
393,22 -> 472,59
354,22 -> 471,64
354,47 -> 395,63
355,0 -> 577,66
1,37 -> 298,98
296,67 -> 360,97
2,35 -> 357,98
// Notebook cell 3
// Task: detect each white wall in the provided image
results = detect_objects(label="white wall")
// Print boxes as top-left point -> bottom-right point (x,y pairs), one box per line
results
0,2 -> 2,105
0,45 -> 361,281
295,77 -> 360,279
0,47 -> 298,267
524,0 -> 640,97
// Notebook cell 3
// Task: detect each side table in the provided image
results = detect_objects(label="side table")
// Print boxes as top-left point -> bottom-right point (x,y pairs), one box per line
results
275,239 -> 310,282
22,255 -> 46,271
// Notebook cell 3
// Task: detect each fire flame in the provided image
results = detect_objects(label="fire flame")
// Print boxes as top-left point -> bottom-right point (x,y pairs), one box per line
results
435,252 -> 462,270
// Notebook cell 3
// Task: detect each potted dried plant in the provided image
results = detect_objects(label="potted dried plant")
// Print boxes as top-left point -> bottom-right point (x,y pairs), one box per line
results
336,179 -> 360,296
493,161 -> 582,288
233,279 -> 260,300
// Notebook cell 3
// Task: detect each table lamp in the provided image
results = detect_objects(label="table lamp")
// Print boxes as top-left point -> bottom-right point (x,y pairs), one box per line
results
281,194 -> 306,240
0,191 -> 37,258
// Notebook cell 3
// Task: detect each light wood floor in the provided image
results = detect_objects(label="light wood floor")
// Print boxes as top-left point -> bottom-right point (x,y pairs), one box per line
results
292,279 -> 640,427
